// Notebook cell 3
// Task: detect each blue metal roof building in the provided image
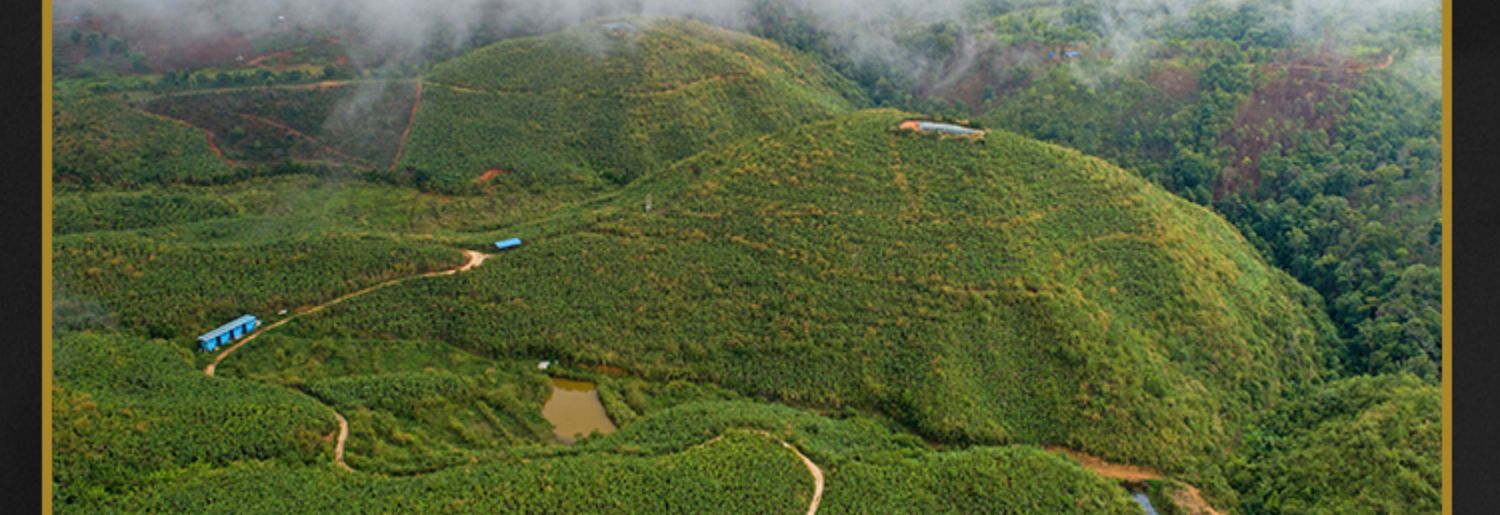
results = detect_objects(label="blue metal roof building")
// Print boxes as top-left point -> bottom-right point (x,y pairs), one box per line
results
495,238 -> 523,251
197,314 -> 259,352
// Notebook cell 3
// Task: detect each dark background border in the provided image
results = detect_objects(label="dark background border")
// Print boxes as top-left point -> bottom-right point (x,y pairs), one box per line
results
0,0 -> 42,512
1453,0 -> 1500,512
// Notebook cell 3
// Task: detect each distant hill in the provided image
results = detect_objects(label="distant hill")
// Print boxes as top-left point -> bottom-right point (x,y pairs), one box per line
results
296,109 -> 1339,475
398,17 -> 867,193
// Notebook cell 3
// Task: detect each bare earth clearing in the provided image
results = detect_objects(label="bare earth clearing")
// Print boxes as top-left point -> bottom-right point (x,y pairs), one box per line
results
1046,446 -> 1223,515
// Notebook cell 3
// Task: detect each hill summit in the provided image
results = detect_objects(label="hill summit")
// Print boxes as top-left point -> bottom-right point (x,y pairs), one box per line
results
300,109 -> 1339,472
398,17 -> 866,193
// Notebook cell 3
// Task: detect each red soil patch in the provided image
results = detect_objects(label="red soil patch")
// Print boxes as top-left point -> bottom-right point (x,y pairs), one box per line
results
475,168 -> 511,184
1214,51 -> 1366,199
202,129 -> 230,165
245,50 -> 294,67
1046,447 -> 1223,515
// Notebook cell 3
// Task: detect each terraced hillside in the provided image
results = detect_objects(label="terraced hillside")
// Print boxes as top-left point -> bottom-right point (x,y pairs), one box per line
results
400,17 -> 866,193
292,109 -> 1339,478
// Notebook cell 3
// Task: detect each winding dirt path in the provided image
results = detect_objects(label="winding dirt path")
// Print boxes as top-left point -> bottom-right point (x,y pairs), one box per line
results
1046,447 -> 1222,515
200,248 -> 492,472
781,439 -> 824,515
718,431 -> 822,515
333,411 -> 353,472
205,249 -> 491,376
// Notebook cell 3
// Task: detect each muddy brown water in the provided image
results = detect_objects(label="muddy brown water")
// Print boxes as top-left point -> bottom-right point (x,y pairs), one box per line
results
541,378 -> 618,444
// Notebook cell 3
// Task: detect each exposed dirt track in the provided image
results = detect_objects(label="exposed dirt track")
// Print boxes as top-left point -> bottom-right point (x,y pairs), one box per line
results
738,431 -> 824,515
203,249 -> 490,377
333,411 -> 353,472
201,248 -> 491,472
1046,447 -> 1222,515
781,439 -> 825,515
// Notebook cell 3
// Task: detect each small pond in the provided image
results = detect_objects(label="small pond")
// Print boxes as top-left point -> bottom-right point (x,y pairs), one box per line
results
541,377 -> 618,444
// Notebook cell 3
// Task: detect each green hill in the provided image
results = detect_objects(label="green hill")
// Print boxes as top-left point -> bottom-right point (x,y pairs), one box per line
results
292,109 -> 1339,474
53,89 -> 235,188
398,17 -> 866,194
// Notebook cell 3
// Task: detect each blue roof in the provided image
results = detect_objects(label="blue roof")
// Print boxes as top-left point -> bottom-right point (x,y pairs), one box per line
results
496,238 -> 523,249
916,122 -> 982,136
198,314 -> 257,342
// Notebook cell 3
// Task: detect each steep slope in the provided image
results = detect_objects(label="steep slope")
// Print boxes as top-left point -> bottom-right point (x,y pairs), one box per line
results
400,17 -> 866,193
293,109 -> 1338,472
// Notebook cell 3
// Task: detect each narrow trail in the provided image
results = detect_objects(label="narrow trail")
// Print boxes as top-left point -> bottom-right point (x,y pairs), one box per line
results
195,248 -> 826,511
390,79 -> 422,171
715,431 -> 823,515
781,439 -> 825,515
333,411 -> 353,472
1046,447 -> 1222,515
201,249 -> 492,472
204,249 -> 490,377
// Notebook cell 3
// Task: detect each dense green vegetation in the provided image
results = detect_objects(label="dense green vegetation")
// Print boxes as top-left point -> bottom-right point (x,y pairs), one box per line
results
54,190 -> 239,234
53,225 -> 463,341
398,18 -> 866,193
50,3 -> 1440,512
53,332 -> 335,507
1228,374 -> 1441,513
218,335 -> 556,473
972,0 -> 1443,379
292,110 -> 1336,478
53,89 -> 234,187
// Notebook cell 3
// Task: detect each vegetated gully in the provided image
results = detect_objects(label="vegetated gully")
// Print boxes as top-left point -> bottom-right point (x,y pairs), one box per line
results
198,248 -> 827,514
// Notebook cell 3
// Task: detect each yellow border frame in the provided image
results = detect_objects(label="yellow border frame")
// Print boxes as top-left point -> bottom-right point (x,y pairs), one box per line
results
42,0 -> 53,511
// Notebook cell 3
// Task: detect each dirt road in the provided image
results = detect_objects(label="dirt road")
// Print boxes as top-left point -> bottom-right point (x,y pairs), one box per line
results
204,249 -> 490,377
1046,447 -> 1222,515
201,248 -> 491,473
780,439 -> 825,515
333,411 -> 353,472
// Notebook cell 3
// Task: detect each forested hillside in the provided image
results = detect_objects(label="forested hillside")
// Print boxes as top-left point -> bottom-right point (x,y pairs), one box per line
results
399,18 -> 865,194
51,1 -> 1441,512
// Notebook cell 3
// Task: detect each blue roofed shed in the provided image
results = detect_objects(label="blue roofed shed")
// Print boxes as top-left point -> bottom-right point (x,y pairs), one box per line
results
495,238 -> 523,251
197,314 -> 259,352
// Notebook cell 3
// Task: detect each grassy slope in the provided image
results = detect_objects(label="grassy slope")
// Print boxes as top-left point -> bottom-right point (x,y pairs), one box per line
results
401,17 -> 866,194
292,109 -> 1338,473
